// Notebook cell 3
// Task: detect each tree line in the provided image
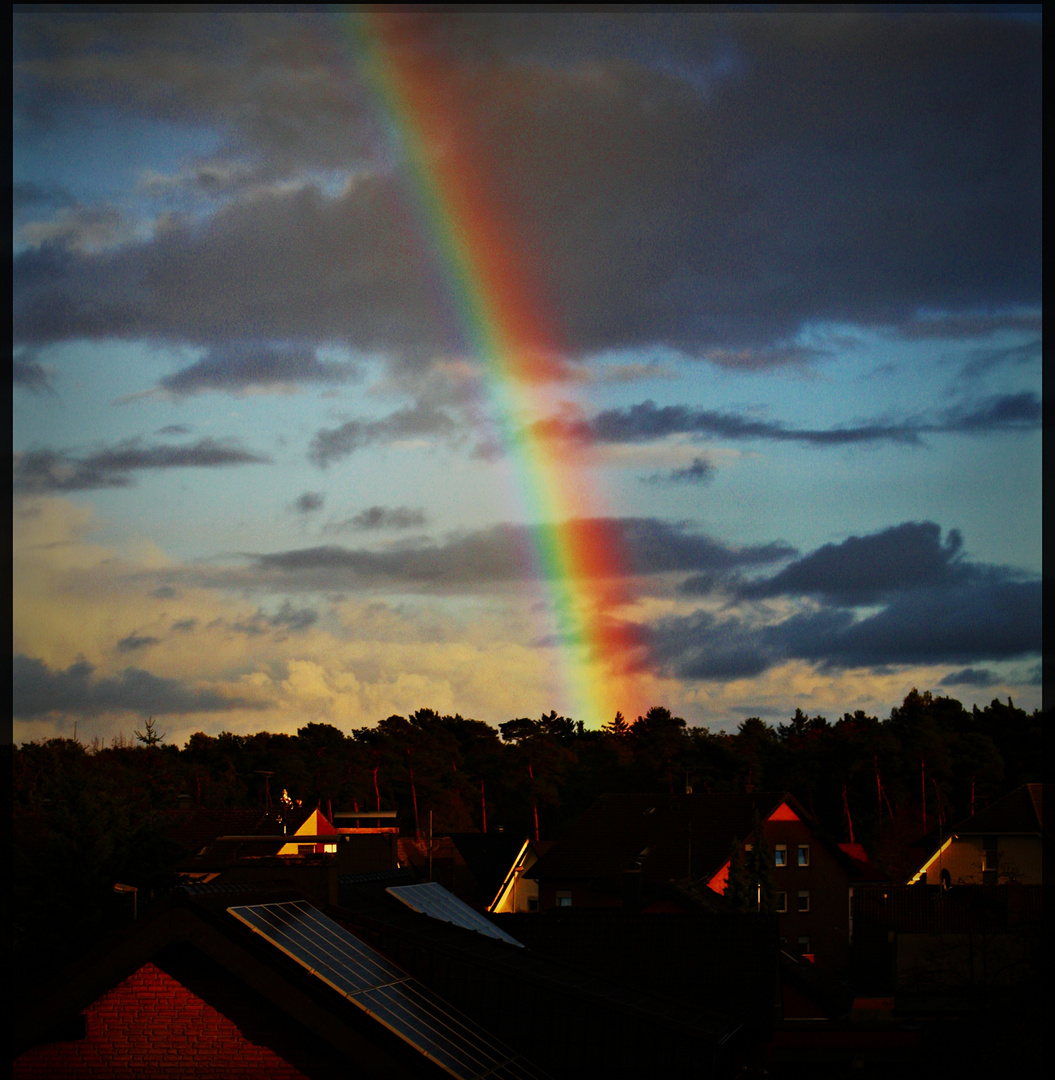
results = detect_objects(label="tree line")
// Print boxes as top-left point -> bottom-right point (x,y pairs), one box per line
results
9,691 -> 1044,991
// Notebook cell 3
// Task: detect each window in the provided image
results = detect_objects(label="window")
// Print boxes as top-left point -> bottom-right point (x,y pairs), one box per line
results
556,891 -> 573,908
982,839 -> 998,885
297,844 -> 314,856
775,892 -> 788,913
797,844 -> 810,867
775,844 -> 787,867
527,897 -> 539,913
798,937 -> 812,960
797,890 -> 810,912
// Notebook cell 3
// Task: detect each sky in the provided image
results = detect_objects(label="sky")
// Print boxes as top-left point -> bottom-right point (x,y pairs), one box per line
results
12,7 -> 1043,747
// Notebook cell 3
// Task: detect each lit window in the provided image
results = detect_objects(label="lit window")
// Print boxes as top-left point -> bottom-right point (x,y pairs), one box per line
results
775,892 -> 788,913
797,845 -> 810,867
556,892 -> 572,908
323,843 -> 337,854
797,890 -> 810,912
775,845 -> 787,867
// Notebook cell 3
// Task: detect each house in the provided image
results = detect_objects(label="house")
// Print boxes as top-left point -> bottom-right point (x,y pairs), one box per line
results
527,792 -> 883,975
486,838 -> 551,914
907,783 -> 1045,886
334,869 -> 753,1079
13,880 -> 547,1079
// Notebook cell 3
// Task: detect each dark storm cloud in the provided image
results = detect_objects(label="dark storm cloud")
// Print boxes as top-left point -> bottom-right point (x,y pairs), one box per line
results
650,523 -> 1041,682
940,667 -> 999,688
940,391 -> 1044,433
309,402 -> 460,467
584,400 -> 922,447
13,436 -> 270,493
158,342 -> 357,395
740,522 -> 969,605
770,580 -> 1041,670
249,518 -> 793,590
12,11 -> 1040,363
649,611 -> 773,681
12,653 -> 263,718
540,393 -> 1042,450
293,491 -> 325,515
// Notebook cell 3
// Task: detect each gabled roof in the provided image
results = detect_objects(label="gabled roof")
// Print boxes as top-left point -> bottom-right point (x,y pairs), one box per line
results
446,832 -> 530,905
837,843 -> 888,882
332,872 -> 745,1069
528,792 -> 814,888
951,783 -> 1044,836
14,881 -> 548,1079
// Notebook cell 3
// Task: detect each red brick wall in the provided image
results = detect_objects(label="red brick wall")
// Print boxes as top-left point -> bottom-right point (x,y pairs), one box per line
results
13,962 -> 314,1079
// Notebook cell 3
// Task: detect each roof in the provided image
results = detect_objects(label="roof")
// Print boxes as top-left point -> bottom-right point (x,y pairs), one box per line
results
837,843 -> 888,882
528,792 -> 814,889
162,806 -> 321,863
332,873 -> 746,1072
446,832 -> 531,905
14,881 -> 549,1080
950,783 -> 1044,836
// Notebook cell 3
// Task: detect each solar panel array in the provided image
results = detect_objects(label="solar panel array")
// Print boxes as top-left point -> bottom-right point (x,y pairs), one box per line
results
387,882 -> 525,948
227,901 -> 546,1080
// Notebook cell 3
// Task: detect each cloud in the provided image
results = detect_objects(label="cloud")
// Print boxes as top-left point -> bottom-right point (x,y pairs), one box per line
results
293,491 -> 325,515
12,179 -> 78,211
940,391 -> 1044,433
334,506 -> 429,532
739,522 -> 968,605
940,667 -> 999,688
116,632 -> 160,653
12,653 -> 263,718
247,517 -> 794,592
651,522 -> 1041,682
13,352 -> 53,392
156,342 -> 357,396
538,394 -> 1043,451
13,436 -> 270,493
309,401 -> 460,467
230,601 -> 319,637
960,336 -> 1042,379
770,580 -> 1041,670
668,457 -> 715,484
19,203 -> 131,253
12,11 -> 1040,362
585,400 -> 924,447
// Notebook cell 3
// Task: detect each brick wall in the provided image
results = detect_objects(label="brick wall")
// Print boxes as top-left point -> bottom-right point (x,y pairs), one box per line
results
13,961 -> 314,1079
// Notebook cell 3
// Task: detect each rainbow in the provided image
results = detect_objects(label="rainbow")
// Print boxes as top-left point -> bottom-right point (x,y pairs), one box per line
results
345,10 -> 644,727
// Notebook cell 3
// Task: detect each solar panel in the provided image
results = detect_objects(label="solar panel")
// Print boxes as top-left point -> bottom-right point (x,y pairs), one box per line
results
387,882 -> 525,948
228,901 -> 547,1080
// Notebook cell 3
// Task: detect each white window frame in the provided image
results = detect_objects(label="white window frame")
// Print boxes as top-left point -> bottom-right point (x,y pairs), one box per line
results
775,844 -> 787,867
797,844 -> 810,867
797,890 -> 810,912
